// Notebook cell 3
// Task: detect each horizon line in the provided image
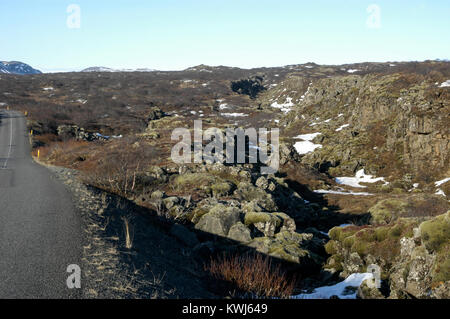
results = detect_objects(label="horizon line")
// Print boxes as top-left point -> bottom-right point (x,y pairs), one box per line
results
36,58 -> 450,74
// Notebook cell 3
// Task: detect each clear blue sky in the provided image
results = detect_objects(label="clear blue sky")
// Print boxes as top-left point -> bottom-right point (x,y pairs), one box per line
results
1,0 -> 449,72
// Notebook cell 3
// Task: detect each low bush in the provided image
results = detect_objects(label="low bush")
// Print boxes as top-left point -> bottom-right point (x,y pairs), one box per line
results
205,253 -> 295,298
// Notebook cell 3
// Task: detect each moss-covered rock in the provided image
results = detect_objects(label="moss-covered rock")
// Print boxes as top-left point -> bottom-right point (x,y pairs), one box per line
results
244,212 -> 282,237
210,181 -> 234,198
234,182 -> 277,212
273,212 -> 296,233
325,220 -> 418,278
227,222 -> 252,243
248,232 -> 324,267
194,204 -> 241,237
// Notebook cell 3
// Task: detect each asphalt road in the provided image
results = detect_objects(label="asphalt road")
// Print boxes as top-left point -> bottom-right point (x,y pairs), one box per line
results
0,110 -> 81,298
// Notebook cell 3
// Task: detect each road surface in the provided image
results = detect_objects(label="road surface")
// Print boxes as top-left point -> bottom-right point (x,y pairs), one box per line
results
0,110 -> 81,298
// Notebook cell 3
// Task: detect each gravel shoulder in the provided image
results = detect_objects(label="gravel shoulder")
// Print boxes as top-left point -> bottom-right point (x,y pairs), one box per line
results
45,164 -> 215,299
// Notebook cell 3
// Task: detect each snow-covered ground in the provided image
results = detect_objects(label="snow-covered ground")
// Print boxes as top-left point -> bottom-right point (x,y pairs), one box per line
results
294,133 -> 321,141
435,189 -> 446,197
293,273 -> 374,299
293,133 -> 322,155
434,178 -> 449,197
347,69 -> 360,73
435,177 -> 450,187
314,189 -> 373,196
271,97 -> 294,113
220,113 -> 249,117
336,124 -> 350,132
335,169 -> 388,188
438,80 -> 450,88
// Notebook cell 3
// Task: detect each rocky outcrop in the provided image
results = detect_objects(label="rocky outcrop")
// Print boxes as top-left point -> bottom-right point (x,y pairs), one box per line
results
274,73 -> 449,183
57,125 -> 111,141
324,212 -> 450,299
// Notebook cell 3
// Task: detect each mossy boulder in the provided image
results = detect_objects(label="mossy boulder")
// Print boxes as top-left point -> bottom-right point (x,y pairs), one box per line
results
244,212 -> 281,237
325,220 -> 418,278
209,181 -> 234,198
227,222 -> 252,243
234,182 -> 277,212
273,212 -> 296,233
194,204 -> 241,237
244,212 -> 282,237
163,196 -> 180,210
357,280 -> 386,299
248,232 -> 324,268
189,206 -> 210,224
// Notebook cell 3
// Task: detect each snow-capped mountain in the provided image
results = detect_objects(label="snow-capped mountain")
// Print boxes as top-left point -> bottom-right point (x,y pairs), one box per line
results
81,66 -> 157,73
0,61 -> 42,75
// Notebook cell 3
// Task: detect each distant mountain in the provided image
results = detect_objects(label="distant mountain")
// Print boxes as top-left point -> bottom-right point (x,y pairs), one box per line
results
0,61 -> 42,75
81,66 -> 157,73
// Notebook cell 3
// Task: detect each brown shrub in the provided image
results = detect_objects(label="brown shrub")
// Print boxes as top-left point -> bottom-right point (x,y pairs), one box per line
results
205,253 -> 296,298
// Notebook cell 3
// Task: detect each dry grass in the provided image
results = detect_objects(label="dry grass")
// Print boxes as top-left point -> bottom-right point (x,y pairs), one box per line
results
205,253 -> 296,298
121,216 -> 134,250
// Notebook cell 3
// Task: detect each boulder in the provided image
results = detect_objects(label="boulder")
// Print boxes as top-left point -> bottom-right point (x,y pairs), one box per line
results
273,212 -> 296,233
227,222 -> 252,243
163,197 -> 180,210
357,280 -> 385,299
194,205 -> 241,237
147,107 -> 165,121
244,212 -> 281,237
255,176 -> 269,190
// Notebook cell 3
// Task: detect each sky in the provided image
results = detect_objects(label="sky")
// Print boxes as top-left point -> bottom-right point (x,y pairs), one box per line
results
1,0 -> 449,72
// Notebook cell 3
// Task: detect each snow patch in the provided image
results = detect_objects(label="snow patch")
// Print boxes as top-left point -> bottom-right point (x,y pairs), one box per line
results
435,178 -> 450,187
314,189 -> 374,196
438,80 -> 450,88
336,124 -> 350,132
220,113 -> 249,117
271,97 -> 294,113
335,169 -> 387,188
294,133 -> 321,141
435,189 -> 446,197
293,132 -> 322,155
293,273 -> 374,299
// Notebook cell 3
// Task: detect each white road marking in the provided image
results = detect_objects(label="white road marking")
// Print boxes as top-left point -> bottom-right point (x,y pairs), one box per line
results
2,113 -> 13,169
